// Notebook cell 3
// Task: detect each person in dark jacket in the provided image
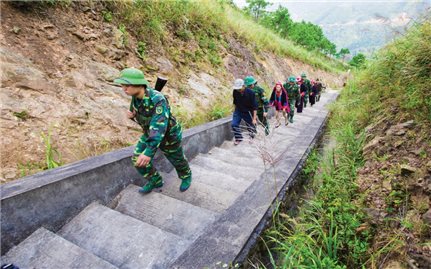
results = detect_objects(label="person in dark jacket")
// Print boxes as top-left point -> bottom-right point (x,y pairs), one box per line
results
296,77 -> 307,113
309,80 -> 318,107
231,78 -> 258,145
315,78 -> 323,102
270,82 -> 290,127
301,73 -> 311,108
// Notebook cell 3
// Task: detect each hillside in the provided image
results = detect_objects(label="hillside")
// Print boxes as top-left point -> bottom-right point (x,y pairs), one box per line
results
0,1 -> 345,182
252,21 -> 430,268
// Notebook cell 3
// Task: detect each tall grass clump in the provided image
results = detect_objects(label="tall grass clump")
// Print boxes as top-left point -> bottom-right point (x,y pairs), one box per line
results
352,21 -> 431,123
41,129 -> 63,169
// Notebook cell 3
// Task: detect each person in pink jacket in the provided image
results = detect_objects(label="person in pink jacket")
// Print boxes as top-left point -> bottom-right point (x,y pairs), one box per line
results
270,82 -> 290,127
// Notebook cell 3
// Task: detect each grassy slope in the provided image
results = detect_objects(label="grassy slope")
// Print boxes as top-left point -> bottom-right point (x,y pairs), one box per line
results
256,22 -> 430,268
109,0 -> 346,74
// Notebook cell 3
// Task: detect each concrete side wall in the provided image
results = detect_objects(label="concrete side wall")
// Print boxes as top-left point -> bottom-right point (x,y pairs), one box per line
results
0,117 -> 233,254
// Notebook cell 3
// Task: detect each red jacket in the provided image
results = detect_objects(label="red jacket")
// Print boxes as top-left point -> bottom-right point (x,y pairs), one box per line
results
270,82 -> 290,112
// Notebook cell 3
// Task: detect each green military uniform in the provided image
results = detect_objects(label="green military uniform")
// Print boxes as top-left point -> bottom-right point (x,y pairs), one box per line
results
253,85 -> 270,135
244,76 -> 270,135
115,68 -> 192,193
283,76 -> 300,123
301,73 -> 311,107
130,88 -> 191,188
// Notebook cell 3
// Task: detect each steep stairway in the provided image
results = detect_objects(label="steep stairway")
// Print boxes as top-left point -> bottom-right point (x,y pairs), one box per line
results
1,90 -> 339,269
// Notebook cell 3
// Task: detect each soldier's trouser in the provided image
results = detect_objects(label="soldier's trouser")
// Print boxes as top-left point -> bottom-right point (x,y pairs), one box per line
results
288,99 -> 296,118
257,111 -> 269,135
304,92 -> 308,106
309,94 -> 316,106
132,134 -> 192,184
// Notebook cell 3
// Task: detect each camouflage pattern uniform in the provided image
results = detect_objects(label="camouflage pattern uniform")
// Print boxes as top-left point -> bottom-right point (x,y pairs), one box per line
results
252,84 -> 270,135
131,88 -> 192,185
303,78 -> 312,107
283,82 -> 300,122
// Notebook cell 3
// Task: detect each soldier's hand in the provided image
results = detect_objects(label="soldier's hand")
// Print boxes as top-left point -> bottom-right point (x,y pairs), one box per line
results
127,110 -> 136,119
135,154 -> 151,167
263,112 -> 268,118
252,118 -> 257,125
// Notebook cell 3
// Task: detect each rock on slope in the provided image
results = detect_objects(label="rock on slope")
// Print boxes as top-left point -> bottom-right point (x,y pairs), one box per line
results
0,2 -> 343,182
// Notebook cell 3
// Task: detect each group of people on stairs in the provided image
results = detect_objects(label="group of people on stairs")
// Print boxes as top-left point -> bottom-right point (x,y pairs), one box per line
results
231,73 -> 325,144
113,68 -> 325,195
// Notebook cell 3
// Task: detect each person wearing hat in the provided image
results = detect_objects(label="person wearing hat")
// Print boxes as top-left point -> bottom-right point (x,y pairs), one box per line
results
270,82 -> 290,127
245,76 -> 270,135
231,78 -> 258,145
315,78 -> 323,102
296,76 -> 306,113
301,73 -> 312,108
309,80 -> 318,107
283,76 -> 300,123
114,68 -> 192,194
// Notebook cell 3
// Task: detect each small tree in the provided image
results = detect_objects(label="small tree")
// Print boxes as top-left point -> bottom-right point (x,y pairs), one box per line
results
244,0 -> 271,21
260,6 -> 292,38
336,48 -> 351,60
349,53 -> 366,68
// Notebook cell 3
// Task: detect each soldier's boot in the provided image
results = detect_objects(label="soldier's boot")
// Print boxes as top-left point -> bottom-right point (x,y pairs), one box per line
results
180,177 -> 192,192
289,114 -> 294,123
139,178 -> 164,194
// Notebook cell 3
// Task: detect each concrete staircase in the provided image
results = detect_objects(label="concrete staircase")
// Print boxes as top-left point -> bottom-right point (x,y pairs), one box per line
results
1,90 -> 338,269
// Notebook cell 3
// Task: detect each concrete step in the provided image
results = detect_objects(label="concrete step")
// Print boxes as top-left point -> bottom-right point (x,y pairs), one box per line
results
219,139 -> 256,151
113,184 -> 218,241
208,147 -> 264,168
215,130 -> 298,165
268,131 -> 297,145
157,171 -> 239,213
1,227 -> 117,269
189,164 -> 252,193
59,202 -> 189,269
192,154 -> 264,181
220,141 -> 234,150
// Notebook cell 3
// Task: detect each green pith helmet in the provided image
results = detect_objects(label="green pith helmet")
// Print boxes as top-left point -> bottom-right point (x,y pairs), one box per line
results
244,76 -> 257,86
288,76 -> 296,83
301,73 -> 307,78
114,68 -> 149,86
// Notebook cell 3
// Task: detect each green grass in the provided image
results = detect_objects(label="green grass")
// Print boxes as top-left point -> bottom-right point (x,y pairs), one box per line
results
258,96 -> 369,268
18,129 -> 64,177
12,110 -> 30,121
351,21 -> 431,123
40,129 -> 63,169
